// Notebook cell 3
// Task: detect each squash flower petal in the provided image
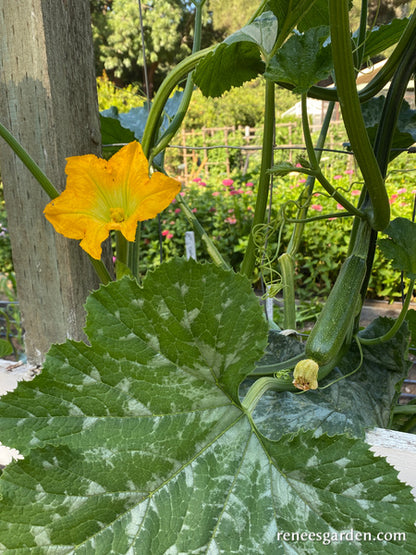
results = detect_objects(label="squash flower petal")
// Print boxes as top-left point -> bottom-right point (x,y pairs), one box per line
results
44,141 -> 181,259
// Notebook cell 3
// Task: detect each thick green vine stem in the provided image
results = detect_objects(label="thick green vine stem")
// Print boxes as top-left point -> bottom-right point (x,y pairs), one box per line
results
279,8 -> 416,104
329,0 -> 390,231
140,46 -> 214,159
0,122 -> 59,200
279,253 -> 296,330
240,78 -> 275,279
242,377 -> 287,415
358,278 -> 415,346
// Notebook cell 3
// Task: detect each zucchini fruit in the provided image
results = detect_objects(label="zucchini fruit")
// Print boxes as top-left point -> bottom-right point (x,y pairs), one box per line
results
302,254 -> 367,367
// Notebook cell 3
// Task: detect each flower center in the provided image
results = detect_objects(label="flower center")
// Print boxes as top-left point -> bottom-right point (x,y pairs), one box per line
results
110,207 -> 125,223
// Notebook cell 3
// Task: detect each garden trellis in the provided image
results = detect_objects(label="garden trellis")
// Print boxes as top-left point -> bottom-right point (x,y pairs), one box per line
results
166,119 -> 355,179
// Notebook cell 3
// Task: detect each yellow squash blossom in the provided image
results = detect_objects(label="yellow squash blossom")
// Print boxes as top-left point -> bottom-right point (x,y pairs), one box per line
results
292,359 -> 319,391
44,141 -> 181,259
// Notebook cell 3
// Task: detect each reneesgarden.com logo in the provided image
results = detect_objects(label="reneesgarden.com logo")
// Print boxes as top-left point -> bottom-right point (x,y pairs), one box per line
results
277,529 -> 407,546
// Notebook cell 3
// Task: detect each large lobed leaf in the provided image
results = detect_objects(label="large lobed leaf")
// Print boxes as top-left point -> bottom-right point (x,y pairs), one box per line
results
0,259 -> 415,553
253,317 -> 411,440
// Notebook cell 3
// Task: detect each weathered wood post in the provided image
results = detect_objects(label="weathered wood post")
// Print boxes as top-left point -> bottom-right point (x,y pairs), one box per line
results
0,0 -> 108,365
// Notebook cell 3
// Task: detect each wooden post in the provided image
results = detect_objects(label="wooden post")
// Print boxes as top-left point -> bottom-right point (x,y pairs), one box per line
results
0,0 -> 109,365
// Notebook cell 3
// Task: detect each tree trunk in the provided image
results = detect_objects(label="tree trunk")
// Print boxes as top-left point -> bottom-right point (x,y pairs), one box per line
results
0,0 -> 108,365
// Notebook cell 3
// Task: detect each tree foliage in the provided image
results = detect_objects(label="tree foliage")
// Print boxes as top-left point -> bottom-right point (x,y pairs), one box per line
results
90,0 -> 220,95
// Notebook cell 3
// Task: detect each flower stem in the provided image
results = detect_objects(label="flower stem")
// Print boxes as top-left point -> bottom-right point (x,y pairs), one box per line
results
88,256 -> 112,285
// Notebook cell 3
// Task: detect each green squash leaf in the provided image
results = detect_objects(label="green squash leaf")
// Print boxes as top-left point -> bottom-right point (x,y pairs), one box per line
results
265,26 -> 332,93
100,109 -> 135,158
193,41 -> 265,98
192,13 -> 277,97
378,218 -> 416,279
253,317 -> 411,440
360,18 -> 410,61
251,329 -> 305,375
0,260 -> 415,553
361,98 -> 416,161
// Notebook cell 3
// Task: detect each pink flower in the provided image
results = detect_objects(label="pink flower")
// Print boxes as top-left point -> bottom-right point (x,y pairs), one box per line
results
389,194 -> 398,204
169,221 -> 175,225
199,181 -> 207,187
337,203 -> 344,210
192,208 -> 197,213
313,192 -> 320,197
225,217 -> 237,224
310,204 -> 323,212
212,191 -> 220,197
209,207 -> 216,213
161,230 -> 173,240
351,189 -> 361,196
222,178 -> 234,186
333,175 -> 342,180
228,209 -> 234,213
174,208 -> 181,214
397,187 -> 407,194
180,191 -> 186,197
192,178 -> 201,183
296,163 -> 302,168
245,182 -> 254,187
298,178 -> 306,184
344,169 -> 354,175
230,188 -> 243,195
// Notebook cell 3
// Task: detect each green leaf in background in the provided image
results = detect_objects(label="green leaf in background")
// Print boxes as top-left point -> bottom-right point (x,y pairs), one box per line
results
251,329 -> 305,375
361,98 -> 416,161
193,41 -> 265,97
360,18 -> 410,61
378,217 -> 416,279
192,12 -> 276,98
100,90 -> 184,159
0,260 -> 415,552
100,108 -> 136,158
0,337 -> 12,358
265,26 -> 332,93
252,317 -> 410,440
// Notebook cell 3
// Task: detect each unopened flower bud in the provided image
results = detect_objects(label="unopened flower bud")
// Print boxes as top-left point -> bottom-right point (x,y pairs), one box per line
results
293,359 -> 319,391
